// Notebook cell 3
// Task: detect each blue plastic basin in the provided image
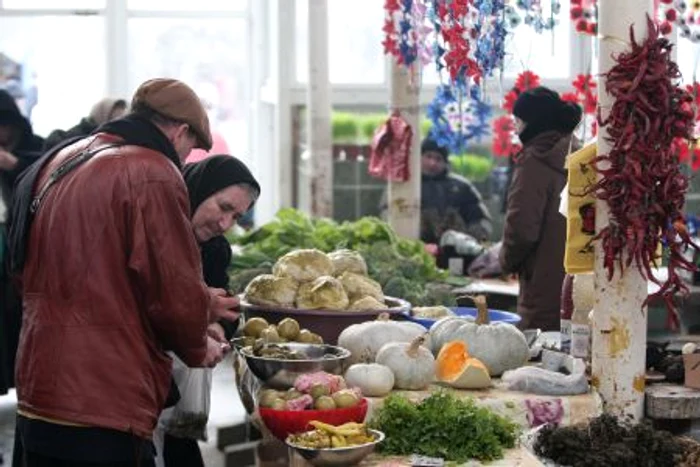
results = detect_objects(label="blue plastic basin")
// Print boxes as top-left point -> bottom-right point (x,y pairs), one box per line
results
404,306 -> 522,329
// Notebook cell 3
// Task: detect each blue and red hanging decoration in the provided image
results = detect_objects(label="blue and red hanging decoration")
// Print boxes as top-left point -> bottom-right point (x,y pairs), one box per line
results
505,0 -> 562,32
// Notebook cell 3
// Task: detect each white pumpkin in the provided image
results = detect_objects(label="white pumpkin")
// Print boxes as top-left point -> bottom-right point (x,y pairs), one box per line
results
429,296 -> 529,376
338,314 -> 431,365
376,335 -> 435,390
344,363 -> 395,397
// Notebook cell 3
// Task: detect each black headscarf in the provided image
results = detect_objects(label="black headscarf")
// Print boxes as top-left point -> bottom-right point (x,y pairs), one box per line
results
513,86 -> 582,144
182,154 -> 260,215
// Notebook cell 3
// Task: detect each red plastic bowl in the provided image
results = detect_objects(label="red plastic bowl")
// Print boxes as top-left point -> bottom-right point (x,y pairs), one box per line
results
259,398 -> 369,441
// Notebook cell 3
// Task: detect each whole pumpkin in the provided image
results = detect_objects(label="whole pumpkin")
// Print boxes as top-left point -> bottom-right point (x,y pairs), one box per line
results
338,313 -> 430,365
430,296 -> 529,376
344,362 -> 395,397
376,335 -> 435,390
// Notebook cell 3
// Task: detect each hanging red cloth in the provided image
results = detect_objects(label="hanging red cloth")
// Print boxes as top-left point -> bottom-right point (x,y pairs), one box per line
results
368,111 -> 412,182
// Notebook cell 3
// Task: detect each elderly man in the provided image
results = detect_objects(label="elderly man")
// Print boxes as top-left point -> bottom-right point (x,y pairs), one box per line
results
8,78 -> 236,467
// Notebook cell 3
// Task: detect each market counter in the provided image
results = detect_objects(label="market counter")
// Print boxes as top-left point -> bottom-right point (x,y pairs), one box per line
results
365,384 -> 602,431
286,447 -> 544,466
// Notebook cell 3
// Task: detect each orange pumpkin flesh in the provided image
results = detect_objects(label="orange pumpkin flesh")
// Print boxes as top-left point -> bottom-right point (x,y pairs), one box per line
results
436,341 -> 492,389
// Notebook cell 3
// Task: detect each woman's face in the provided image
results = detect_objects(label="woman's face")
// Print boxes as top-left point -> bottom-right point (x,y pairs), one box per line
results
514,117 -> 527,135
191,184 -> 253,242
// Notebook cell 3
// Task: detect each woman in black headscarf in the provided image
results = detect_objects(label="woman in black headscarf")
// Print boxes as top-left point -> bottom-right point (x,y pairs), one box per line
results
499,87 -> 582,331
156,154 -> 260,467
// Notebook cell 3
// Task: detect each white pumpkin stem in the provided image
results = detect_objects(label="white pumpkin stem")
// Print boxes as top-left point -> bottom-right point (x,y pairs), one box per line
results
459,294 -> 490,325
377,312 -> 390,322
407,334 -> 427,358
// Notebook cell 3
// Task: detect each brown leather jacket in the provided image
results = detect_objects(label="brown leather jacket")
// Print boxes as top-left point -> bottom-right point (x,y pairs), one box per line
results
16,133 -> 210,439
500,131 -> 575,331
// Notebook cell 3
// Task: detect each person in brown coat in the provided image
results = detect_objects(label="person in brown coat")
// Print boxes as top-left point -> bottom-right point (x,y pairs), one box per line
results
500,87 -> 582,331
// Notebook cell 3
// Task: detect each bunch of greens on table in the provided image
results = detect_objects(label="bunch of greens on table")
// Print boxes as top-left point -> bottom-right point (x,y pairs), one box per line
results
227,208 -> 466,305
370,392 -> 519,463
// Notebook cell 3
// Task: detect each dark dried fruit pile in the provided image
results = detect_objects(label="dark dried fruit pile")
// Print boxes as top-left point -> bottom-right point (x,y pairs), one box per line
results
533,414 -> 697,466
588,15 -> 698,328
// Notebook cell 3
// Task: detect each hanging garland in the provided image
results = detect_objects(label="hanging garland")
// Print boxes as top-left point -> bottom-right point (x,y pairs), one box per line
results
427,82 -> 492,154
491,70 -> 541,157
561,73 -> 598,139
569,0 -> 598,35
383,0 -> 429,66
433,0 -> 483,83
473,0 -> 508,78
658,0 -> 700,42
505,0 -> 562,32
675,81 -> 700,171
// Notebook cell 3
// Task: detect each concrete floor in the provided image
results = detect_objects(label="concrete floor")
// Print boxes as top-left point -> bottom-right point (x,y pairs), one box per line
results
0,354 -> 247,467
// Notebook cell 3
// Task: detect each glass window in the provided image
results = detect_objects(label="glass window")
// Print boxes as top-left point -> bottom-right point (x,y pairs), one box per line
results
296,0 -> 385,84
1,0 -> 104,8
127,0 -> 246,12
128,18 -> 249,161
502,0 -> 571,78
677,39 -> 700,85
0,16 -> 106,138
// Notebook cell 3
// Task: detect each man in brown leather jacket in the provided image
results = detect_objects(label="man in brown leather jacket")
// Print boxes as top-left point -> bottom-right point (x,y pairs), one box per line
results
8,79 -> 235,467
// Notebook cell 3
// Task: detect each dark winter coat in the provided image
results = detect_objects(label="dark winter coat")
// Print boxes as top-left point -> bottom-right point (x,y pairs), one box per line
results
500,130 -> 574,331
0,89 -> 43,395
380,171 -> 492,244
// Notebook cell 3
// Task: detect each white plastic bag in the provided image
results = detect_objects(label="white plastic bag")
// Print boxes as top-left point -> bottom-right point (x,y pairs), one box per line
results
160,353 -> 213,441
501,366 -> 589,396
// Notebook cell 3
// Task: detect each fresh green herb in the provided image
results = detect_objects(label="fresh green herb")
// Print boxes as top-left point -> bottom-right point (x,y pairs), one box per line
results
371,392 -> 519,463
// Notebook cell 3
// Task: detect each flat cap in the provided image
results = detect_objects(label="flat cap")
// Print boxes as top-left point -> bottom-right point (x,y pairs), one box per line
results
132,78 -> 212,150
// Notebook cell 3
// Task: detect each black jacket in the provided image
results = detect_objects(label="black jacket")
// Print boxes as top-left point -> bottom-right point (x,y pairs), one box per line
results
43,118 -> 98,152
0,89 -> 43,395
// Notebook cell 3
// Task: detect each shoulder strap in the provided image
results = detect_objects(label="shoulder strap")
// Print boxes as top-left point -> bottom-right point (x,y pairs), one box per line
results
30,142 -> 124,214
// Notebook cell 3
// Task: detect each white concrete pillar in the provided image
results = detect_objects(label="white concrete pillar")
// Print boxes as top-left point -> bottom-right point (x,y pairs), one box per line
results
591,0 -> 654,421
387,60 -> 421,239
306,0 -> 333,218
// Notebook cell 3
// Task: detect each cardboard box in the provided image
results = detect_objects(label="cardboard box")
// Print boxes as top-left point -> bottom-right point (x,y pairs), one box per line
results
683,353 -> 700,389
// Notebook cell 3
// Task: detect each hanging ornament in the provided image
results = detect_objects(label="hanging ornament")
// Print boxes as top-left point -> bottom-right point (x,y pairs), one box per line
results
658,1 -> 700,43
505,0 -> 561,32
433,0 -> 483,83
427,82 -> 492,154
473,0 -> 508,78
570,0 -> 598,35
383,0 -> 431,66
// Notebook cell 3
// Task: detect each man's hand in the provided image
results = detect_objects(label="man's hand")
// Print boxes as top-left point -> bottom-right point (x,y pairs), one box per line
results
208,288 -> 240,323
0,149 -> 18,171
199,335 -> 229,367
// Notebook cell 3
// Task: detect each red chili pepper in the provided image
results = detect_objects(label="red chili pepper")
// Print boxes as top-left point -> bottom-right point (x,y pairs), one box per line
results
588,15 -> 698,330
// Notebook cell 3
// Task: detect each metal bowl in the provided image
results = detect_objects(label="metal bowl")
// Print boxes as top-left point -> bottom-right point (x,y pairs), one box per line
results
286,429 -> 385,466
240,342 -> 351,389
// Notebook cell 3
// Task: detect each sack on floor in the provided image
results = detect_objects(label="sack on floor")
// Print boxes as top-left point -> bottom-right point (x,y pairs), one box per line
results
161,354 -> 213,441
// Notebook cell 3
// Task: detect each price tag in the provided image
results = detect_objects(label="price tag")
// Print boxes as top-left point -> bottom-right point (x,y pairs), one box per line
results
410,455 -> 445,466
448,257 -> 464,276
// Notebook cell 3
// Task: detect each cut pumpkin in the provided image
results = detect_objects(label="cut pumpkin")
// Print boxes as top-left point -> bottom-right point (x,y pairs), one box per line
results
436,340 -> 492,389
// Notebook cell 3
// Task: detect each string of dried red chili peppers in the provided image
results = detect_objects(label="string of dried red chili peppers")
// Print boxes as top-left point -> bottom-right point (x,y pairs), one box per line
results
588,16 -> 698,325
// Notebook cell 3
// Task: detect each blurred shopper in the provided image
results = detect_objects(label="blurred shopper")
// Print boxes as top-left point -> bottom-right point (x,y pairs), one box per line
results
43,97 -> 128,151
0,89 -> 44,398
380,137 -> 492,244
7,78 -> 236,467
500,86 -> 582,331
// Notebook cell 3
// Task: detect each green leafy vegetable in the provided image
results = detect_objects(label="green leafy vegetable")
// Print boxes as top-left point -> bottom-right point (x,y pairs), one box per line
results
371,392 -> 519,463
227,209 -> 457,305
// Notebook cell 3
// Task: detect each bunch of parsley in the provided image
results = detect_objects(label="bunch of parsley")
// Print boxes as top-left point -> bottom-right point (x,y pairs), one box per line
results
371,392 -> 519,463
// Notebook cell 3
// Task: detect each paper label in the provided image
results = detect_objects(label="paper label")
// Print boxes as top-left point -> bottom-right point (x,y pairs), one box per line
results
570,323 -> 590,359
448,257 -> 464,276
560,318 -> 571,353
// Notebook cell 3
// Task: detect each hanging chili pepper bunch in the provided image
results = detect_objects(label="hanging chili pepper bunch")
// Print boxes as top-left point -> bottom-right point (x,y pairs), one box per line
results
657,0 -> 700,42
427,81 -> 492,153
587,16 -> 698,323
570,0 -> 597,35
491,70 -> 541,157
504,0 -> 561,32
561,73 -> 599,139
